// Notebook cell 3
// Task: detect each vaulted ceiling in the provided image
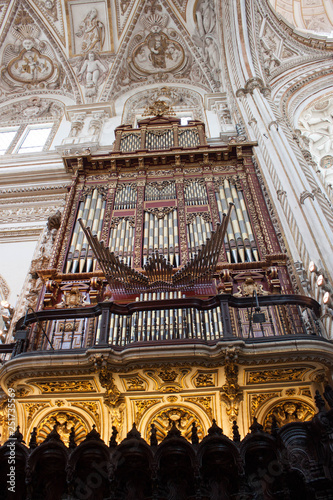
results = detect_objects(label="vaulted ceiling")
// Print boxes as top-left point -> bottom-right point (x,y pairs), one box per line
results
269,0 -> 333,34
0,0 -> 224,108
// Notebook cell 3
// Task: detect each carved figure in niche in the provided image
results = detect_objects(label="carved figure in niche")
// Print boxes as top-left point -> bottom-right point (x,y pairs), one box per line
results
147,25 -> 168,69
75,8 -> 105,54
204,36 -> 220,80
78,52 -> 107,88
193,0 -> 220,87
196,0 -> 216,37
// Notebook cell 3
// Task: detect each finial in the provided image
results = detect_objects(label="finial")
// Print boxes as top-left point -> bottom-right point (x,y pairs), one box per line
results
250,417 -> 263,433
109,425 -> 118,447
315,390 -> 326,412
29,427 -> 38,449
323,385 -> 333,409
126,422 -> 141,440
270,415 -> 279,437
10,426 -> 25,444
69,427 -> 76,449
232,421 -> 240,442
150,423 -> 158,446
208,419 -> 223,436
191,421 -> 199,445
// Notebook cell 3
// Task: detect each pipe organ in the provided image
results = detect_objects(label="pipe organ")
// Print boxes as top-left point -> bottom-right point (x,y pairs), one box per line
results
47,113 -> 291,313
65,187 -> 107,273
65,176 -> 260,273
143,208 -> 179,266
10,109 -> 326,482
215,179 -> 259,263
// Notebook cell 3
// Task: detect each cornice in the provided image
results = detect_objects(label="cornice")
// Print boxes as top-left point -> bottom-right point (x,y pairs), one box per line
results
1,337 -> 332,391
0,226 -> 44,242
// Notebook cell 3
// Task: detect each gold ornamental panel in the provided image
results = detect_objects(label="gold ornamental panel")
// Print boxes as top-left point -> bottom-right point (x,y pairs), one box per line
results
34,380 -> 95,393
250,392 -> 280,416
145,406 -> 204,443
247,368 -> 308,384
193,371 -> 216,388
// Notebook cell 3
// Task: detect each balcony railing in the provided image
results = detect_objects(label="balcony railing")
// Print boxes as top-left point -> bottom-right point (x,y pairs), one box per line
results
12,294 -> 322,356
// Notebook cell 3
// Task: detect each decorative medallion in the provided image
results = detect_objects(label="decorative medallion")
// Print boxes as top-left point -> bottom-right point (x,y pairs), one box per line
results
129,14 -> 186,77
7,40 -> 54,84
1,19 -> 61,91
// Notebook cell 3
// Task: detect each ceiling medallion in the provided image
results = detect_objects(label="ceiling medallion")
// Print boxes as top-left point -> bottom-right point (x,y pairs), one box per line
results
128,15 -> 186,77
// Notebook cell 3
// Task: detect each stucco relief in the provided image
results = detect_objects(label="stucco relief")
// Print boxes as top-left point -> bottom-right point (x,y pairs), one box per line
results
122,86 -> 205,125
115,0 -> 137,37
258,17 -> 301,77
128,14 -> 187,78
0,13 -> 61,92
0,96 -> 63,124
68,2 -> 113,102
68,1 -> 112,55
269,0 -> 333,35
76,52 -> 108,100
298,95 -> 333,180
192,0 -> 221,88
33,0 -> 65,44
75,8 -> 105,54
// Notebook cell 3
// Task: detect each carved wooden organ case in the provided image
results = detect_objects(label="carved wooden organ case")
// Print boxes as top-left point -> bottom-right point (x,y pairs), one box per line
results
31,115 -> 309,351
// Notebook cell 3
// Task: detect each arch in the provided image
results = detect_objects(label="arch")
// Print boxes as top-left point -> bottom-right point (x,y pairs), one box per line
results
140,402 -> 210,444
28,407 -> 92,446
258,398 -> 315,432
27,440 -> 68,500
120,85 -> 207,128
198,434 -> 242,499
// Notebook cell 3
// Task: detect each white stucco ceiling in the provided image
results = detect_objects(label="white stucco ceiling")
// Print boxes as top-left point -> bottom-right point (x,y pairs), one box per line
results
269,0 -> 333,35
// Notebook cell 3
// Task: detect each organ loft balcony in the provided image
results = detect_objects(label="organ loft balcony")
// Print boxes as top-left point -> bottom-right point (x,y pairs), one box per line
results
3,107 -> 326,361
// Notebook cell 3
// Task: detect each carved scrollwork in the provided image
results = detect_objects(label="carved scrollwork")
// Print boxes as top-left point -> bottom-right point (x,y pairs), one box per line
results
186,211 -> 211,224
145,207 -> 176,219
